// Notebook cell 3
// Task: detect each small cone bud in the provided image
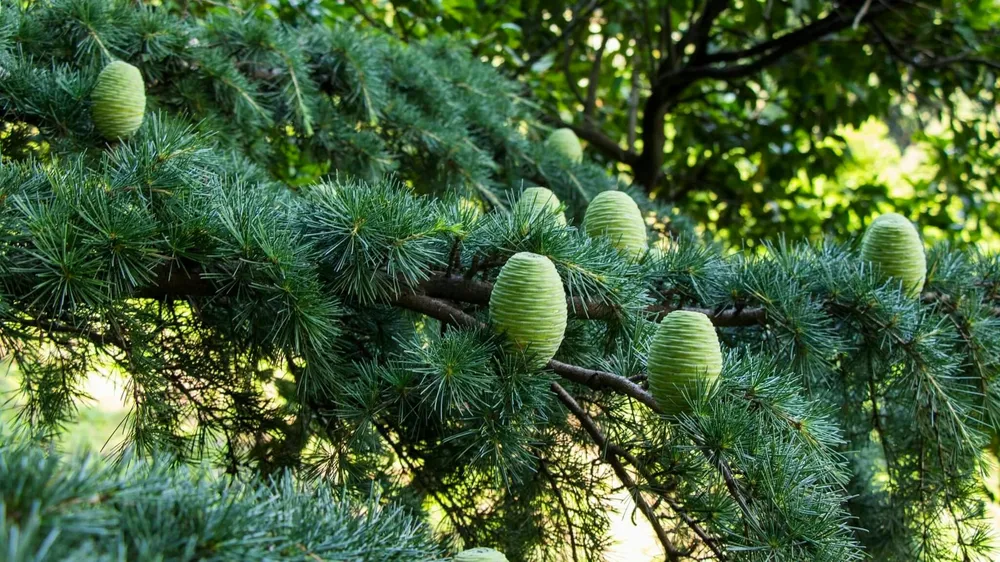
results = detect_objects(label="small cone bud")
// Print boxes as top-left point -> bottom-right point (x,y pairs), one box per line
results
489,252 -> 567,368
583,191 -> 648,259
514,186 -> 566,226
647,311 -> 722,416
91,61 -> 146,140
545,128 -> 583,164
455,547 -> 508,562
861,213 -> 926,298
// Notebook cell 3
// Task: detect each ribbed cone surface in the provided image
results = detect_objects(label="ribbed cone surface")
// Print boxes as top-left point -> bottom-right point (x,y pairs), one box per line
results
91,61 -> 146,140
861,213 -> 926,298
545,128 -> 583,163
647,311 -> 722,416
455,547 -> 508,562
514,187 -> 566,226
489,252 -> 567,368
583,191 -> 648,259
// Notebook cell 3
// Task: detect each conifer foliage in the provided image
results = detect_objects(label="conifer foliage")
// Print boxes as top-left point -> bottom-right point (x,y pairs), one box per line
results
0,426 -> 441,561
1,1 -> 999,561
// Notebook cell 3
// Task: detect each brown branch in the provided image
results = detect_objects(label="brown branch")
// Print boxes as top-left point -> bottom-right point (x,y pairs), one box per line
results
10,316 -> 128,350
563,29 -> 588,108
419,275 -> 494,305
549,360 -> 661,412
686,427 -> 761,536
633,84 -> 681,190
852,0 -> 874,30
598,426 -> 728,559
921,291 -> 1000,317
627,63 -> 641,150
390,289 -> 664,409
871,22 -> 1000,72
398,296 -> 733,556
515,0 -> 602,76
137,264 -> 767,328
635,0 -> 657,73
539,458 -> 581,562
676,0 -> 731,68
633,1 -> 905,190
552,381 -> 729,559
664,2 -> 907,85
393,292 -> 482,329
634,0 -> 731,189
701,6 -> 859,64
375,423 -> 477,545
343,0 -> 397,38
710,452 -> 758,530
130,265 -> 758,416
651,303 -> 766,327
583,35 -> 607,119
551,382 -> 683,561
660,3 -> 675,68
419,274 -> 766,327
665,32 -> 828,83
135,266 -> 215,299
867,361 -> 896,497
923,55 -> 1000,72
641,475 -> 727,560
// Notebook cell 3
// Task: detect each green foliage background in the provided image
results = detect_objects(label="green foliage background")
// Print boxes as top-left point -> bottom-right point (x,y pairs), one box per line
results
2,1 -> 1000,562
302,0 -> 1000,247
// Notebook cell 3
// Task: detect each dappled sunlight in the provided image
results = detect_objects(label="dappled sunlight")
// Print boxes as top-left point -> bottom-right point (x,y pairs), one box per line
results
3,0 -> 999,560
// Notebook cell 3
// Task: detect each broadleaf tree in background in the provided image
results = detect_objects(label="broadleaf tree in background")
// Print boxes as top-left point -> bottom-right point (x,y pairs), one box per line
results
322,0 -> 1000,245
1,1 -> 1000,561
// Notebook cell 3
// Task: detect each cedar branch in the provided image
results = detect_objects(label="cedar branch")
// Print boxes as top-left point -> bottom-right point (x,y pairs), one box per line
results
551,382 -> 683,561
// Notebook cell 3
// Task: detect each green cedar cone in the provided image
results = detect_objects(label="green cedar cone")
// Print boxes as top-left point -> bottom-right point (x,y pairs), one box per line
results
455,547 -> 509,562
514,186 -> 567,226
91,60 -> 146,140
583,191 -> 648,259
647,311 -> 723,416
545,128 -> 583,164
860,212 -> 926,298
489,252 -> 567,368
